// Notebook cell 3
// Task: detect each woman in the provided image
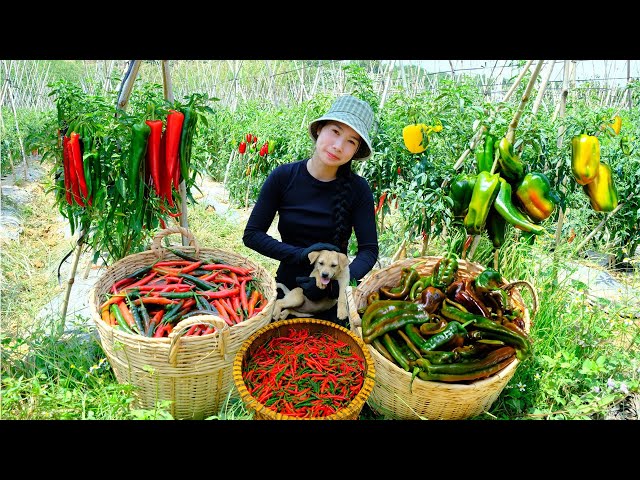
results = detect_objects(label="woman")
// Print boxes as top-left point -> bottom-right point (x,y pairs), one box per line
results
242,95 -> 379,326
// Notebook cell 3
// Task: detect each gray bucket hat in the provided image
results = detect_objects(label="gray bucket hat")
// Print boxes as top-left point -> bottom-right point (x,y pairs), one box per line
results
308,95 -> 374,161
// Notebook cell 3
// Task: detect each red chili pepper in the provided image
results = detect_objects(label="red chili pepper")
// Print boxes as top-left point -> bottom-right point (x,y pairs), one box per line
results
374,191 -> 387,215
164,109 -> 185,194
245,133 -> 252,144
200,287 -> 241,299
200,264 -> 253,276
238,141 -> 247,154
61,136 -> 73,205
68,132 -> 91,205
259,142 -> 268,157
145,119 -> 163,198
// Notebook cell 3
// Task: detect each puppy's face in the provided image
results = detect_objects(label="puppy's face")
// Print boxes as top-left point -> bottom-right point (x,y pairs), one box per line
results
307,250 -> 349,289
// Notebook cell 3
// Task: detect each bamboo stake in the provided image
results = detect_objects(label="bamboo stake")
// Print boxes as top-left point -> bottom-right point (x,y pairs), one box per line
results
116,60 -> 142,111
531,60 -> 556,115
572,193 -> 631,256
59,234 -> 85,334
2,60 -> 28,178
505,60 -> 545,144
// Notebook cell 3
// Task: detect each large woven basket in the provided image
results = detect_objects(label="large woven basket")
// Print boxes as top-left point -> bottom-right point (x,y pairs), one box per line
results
347,256 -> 533,420
233,318 -> 376,420
89,226 -> 276,420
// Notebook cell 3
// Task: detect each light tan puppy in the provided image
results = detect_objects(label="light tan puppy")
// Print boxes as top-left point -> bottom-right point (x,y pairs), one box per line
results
273,250 -> 350,322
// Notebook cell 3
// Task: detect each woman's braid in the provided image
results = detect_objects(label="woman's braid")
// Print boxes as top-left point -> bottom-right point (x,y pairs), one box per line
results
333,161 -> 353,251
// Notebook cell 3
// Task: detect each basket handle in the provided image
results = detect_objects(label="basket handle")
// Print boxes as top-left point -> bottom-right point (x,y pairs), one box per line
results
504,280 -> 539,319
167,315 -> 230,367
151,226 -> 201,260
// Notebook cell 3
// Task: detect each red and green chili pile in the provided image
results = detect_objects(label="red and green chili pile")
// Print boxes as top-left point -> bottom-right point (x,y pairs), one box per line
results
242,328 -> 366,418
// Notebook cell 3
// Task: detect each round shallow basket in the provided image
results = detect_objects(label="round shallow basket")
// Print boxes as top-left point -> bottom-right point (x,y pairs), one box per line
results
233,318 -> 376,420
347,256 -> 533,420
89,226 -> 276,420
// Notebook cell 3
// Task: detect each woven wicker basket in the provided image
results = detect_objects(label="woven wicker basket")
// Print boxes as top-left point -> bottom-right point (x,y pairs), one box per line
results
347,256 -> 533,420
233,318 -> 376,420
89,226 -> 276,420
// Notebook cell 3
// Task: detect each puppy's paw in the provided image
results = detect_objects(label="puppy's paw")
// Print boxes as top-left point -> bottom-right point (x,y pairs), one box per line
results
337,305 -> 348,320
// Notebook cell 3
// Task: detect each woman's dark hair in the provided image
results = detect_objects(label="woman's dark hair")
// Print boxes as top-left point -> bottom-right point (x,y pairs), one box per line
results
333,161 -> 353,251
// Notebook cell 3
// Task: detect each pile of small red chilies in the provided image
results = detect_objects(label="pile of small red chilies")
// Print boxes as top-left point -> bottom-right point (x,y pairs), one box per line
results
99,255 -> 268,338
243,328 -> 366,418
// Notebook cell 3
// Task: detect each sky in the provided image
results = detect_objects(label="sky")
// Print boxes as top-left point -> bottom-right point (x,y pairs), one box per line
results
396,60 -> 638,88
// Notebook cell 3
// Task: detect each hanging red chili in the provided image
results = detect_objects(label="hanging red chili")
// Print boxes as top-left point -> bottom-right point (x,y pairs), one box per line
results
259,141 -> 268,157
375,192 -> 388,215
246,133 -> 253,144
68,132 -> 89,206
238,141 -> 247,154
145,119 -> 164,198
61,135 -> 73,205
164,109 -> 185,200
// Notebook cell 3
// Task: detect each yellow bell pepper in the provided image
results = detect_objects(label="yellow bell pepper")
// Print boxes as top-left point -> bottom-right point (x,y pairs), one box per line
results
583,162 -> 618,212
402,123 -> 429,154
571,134 -> 600,185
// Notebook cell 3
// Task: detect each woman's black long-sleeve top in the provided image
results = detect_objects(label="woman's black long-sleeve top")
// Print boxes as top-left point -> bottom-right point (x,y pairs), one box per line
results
242,159 -> 379,289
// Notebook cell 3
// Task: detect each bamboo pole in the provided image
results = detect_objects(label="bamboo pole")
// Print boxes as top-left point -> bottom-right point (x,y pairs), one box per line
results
531,60 -> 556,115
2,60 -> 28,178
59,235 -> 86,334
116,60 -> 142,111
572,193 -> 631,255
505,60 -> 545,144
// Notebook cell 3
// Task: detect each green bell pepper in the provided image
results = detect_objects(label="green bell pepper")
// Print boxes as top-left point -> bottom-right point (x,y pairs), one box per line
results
514,171 -> 562,223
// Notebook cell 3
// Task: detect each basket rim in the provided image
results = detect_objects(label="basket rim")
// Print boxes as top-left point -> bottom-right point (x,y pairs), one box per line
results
233,318 -> 376,420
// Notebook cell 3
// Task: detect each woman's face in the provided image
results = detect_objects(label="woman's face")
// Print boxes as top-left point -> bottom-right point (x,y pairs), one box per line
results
314,121 -> 361,167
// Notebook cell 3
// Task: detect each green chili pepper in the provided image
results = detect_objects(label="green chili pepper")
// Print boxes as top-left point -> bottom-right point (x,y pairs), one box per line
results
474,267 -> 509,307
380,268 -> 420,300
127,120 -> 151,200
440,300 -> 531,360
412,319 -> 471,352
476,131 -> 497,173
363,310 -> 432,344
380,332 -> 412,371
409,275 -> 432,301
485,207 -> 507,248
494,177 -> 546,235
415,346 -> 517,382
432,253 -> 459,289
497,137 -> 526,183
463,170 -> 501,235
179,105 -> 198,186
449,173 -> 477,217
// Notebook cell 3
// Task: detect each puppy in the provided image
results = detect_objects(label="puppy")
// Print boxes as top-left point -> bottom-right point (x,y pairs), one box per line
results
272,249 -> 350,322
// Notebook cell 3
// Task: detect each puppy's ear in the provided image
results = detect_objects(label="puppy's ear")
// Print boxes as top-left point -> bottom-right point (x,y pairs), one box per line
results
308,251 -> 320,264
338,253 -> 349,270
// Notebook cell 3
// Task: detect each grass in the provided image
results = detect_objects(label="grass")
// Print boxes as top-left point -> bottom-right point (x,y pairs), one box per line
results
1,165 -> 639,420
